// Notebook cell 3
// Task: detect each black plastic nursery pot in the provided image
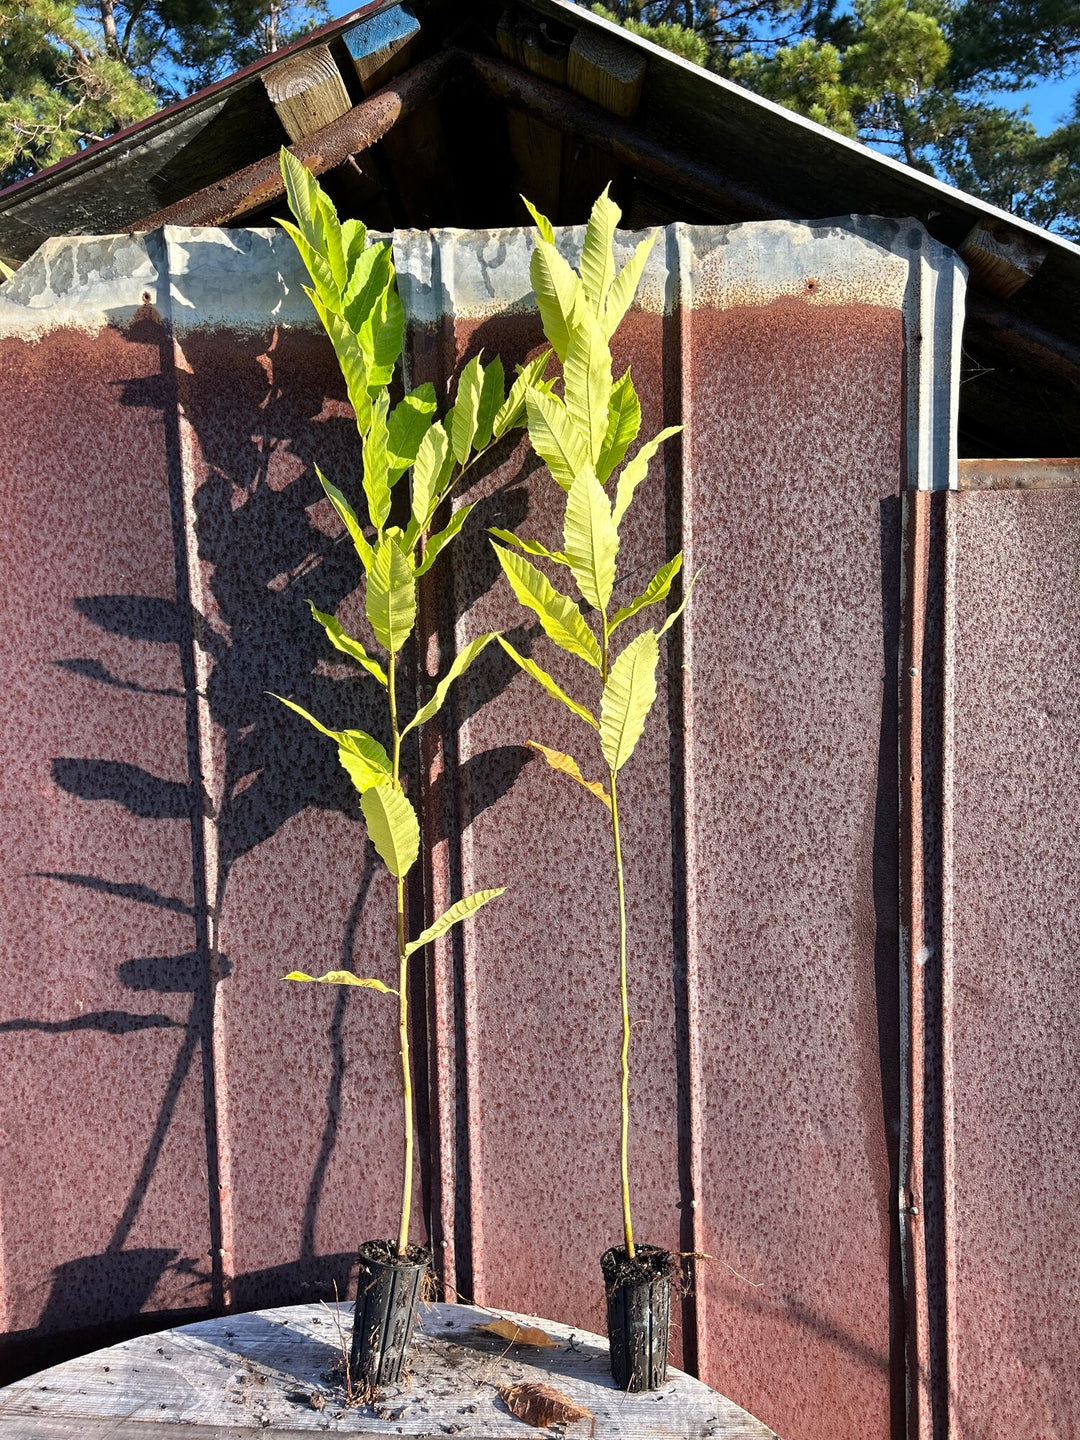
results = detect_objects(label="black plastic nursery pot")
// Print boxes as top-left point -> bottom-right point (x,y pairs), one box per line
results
349,1240 -> 431,1388
601,1244 -> 677,1392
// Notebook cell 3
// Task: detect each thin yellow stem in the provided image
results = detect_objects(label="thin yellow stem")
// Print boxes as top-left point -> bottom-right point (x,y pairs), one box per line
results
609,765 -> 634,1260
388,650 -> 413,1258
600,614 -> 634,1261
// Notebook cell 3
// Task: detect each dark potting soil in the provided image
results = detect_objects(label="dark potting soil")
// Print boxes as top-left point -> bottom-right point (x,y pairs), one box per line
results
356,1240 -> 431,1269
600,1244 -> 677,1294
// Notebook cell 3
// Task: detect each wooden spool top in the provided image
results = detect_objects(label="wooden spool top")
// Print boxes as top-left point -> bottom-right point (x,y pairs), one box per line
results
0,1302 -> 780,1438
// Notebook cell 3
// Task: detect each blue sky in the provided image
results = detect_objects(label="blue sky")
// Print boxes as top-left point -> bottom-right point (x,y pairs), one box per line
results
325,0 -> 1077,135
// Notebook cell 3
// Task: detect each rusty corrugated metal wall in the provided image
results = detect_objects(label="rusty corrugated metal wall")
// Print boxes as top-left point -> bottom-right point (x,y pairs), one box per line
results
0,217 -> 983,1440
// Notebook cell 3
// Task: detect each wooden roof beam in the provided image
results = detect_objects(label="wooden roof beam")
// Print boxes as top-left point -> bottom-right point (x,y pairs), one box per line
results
127,49 -> 453,230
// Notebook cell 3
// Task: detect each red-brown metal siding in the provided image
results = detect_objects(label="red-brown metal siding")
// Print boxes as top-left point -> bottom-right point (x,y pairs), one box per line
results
940,488 -> 1080,1439
0,218 -> 966,1440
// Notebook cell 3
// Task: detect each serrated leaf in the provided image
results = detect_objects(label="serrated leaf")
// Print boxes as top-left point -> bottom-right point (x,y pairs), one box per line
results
526,741 -> 610,810
493,545 -> 601,668
564,307 -> 612,467
278,217 -> 337,311
609,553 -> 683,632
342,239 -> 392,335
285,970 -> 396,992
658,565 -> 701,637
337,742 -> 392,793
315,466 -> 374,572
597,369 -> 642,483
487,528 -> 569,566
521,195 -> 555,243
496,636 -> 598,729
279,148 -> 320,242
388,385 -> 437,485
341,217 -> 367,272
604,231 -> 655,337
271,695 -> 391,789
612,426 -> 682,528
474,355 -> 505,451
307,292 -> 372,431
405,887 -> 506,956
414,503 -> 473,576
600,628 -> 659,771
411,420 -> 450,531
564,465 -> 618,612
580,186 -> 620,320
402,632 -> 497,736
530,238 -> 584,362
307,602 -> 387,684
364,281 -> 405,388
493,350 -> 552,439
314,188 -> 346,294
451,354 -> 484,465
361,784 -> 420,878
525,388 -> 589,492
367,533 -> 416,654
362,390 -> 391,530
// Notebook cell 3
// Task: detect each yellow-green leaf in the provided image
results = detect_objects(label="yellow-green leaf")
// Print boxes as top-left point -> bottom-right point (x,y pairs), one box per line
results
564,465 -> 618,613
496,636 -> 598,729
600,628 -> 659,771
414,503 -> 474,576
563,308 -> 612,466
340,217 -> 367,272
271,695 -> 391,790
278,217 -> 337,312
451,354 -> 485,464
487,528 -> 569,566
401,632 -> 497,736
526,741 -> 610,810
360,784 -> 420,879
493,350 -> 552,439
609,553 -> 683,633
337,740 -> 392,794
367,533 -> 416,654
307,292 -> 372,431
580,185 -> 620,320
493,544 -> 601,669
604,231 -> 656,338
362,390 -> 391,530
361,270 -> 404,387
597,370 -> 642,483
307,602 -> 388,684
411,419 -> 450,531
525,388 -> 589,492
286,970 -> 396,993
474,355 -> 505,451
388,385 -> 437,485
530,238 -> 584,362
405,887 -> 506,956
612,426 -> 682,528
316,466 -> 373,572
657,565 -> 701,637
521,195 -> 555,243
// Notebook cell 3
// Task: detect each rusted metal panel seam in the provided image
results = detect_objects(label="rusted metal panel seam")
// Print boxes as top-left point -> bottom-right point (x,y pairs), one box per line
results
149,229 -> 236,1309
668,220 -> 706,1378
899,490 -> 930,1439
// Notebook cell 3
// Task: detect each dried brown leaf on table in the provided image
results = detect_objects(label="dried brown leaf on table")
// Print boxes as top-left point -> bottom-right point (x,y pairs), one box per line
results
476,1318 -> 557,1347
498,1381 -> 592,1428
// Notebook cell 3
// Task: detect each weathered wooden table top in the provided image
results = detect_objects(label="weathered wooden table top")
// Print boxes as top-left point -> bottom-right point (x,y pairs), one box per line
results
0,1302 -> 779,1439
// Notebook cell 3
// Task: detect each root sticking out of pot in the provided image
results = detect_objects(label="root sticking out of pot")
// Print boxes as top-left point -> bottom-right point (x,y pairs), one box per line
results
601,1244 -> 676,1392
349,1240 -> 431,1390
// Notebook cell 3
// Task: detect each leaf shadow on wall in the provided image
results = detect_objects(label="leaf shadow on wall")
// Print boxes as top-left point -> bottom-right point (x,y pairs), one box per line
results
13,291 -> 537,1377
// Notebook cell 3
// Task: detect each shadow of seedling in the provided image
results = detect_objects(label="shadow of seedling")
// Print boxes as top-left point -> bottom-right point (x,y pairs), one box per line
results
22,293 -> 542,1344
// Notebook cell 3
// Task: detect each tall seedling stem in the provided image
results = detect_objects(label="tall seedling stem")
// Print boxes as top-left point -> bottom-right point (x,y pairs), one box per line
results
273,151 -> 544,1257
491,191 -> 696,1259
